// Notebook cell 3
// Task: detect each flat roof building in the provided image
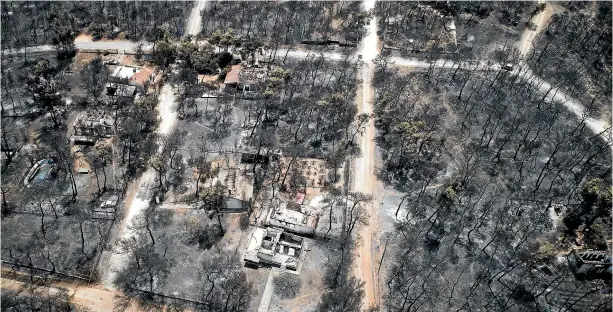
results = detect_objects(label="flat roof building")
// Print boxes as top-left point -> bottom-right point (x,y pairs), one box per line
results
266,202 -> 318,237
109,65 -> 154,89
244,227 -> 305,271
106,83 -> 136,98
110,65 -> 140,80
567,250 -> 612,280
72,110 -> 116,145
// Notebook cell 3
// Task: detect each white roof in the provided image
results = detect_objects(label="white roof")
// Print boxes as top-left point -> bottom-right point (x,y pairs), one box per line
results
273,206 -> 306,225
244,227 -> 266,263
111,66 -> 140,79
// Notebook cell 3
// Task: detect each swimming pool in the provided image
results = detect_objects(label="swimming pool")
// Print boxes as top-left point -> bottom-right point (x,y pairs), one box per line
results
33,160 -> 54,182
24,159 -> 55,187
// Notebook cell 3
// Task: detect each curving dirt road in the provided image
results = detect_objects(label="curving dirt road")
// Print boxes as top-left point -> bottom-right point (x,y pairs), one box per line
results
515,2 -> 610,143
517,1 -> 564,57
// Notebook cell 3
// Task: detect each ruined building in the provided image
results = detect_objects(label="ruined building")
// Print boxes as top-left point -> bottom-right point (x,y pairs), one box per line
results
244,227 -> 305,271
265,201 -> 318,237
72,111 -> 116,145
567,250 -> 612,280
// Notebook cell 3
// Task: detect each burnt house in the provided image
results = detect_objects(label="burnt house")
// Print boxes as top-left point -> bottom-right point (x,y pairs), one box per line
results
106,83 -> 136,99
244,227 -> 305,271
265,202 -> 318,237
223,64 -> 266,99
567,250 -> 612,280
240,152 -> 269,164
72,111 -> 116,145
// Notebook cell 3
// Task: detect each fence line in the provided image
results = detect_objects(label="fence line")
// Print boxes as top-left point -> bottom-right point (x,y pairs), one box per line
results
80,49 -> 119,55
129,288 -> 208,306
1,260 -> 90,281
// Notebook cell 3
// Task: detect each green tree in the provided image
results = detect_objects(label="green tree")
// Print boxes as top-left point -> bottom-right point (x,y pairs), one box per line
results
191,46 -> 219,74
152,39 -> 176,68
209,28 -> 241,52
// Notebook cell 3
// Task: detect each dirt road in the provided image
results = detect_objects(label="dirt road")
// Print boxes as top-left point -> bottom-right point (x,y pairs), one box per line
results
352,0 -> 380,309
3,0 -> 200,306
4,0 -> 205,56
516,64 -> 611,140
3,41 -> 151,56
102,84 -> 178,288
1,277 -> 140,312
517,1 -> 563,57
515,2 -> 610,143
186,0 -> 207,37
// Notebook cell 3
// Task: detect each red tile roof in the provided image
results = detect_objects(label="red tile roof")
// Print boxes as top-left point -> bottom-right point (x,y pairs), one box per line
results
224,64 -> 242,85
130,67 -> 154,87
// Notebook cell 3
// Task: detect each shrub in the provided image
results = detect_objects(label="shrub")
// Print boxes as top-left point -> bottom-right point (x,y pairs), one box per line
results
534,241 -> 557,262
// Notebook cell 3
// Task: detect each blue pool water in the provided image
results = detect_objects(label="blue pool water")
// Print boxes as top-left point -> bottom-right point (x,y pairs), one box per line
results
33,160 -> 54,182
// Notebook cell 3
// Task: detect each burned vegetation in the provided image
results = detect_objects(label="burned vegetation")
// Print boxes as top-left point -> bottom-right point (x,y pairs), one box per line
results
1,1 -> 611,311
528,2 -> 612,122
374,51 -> 611,311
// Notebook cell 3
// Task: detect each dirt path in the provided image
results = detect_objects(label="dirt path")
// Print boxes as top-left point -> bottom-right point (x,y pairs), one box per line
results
257,270 -> 276,312
4,1 -> 205,307
1,277 -> 140,312
102,84 -> 178,288
352,0 -> 380,309
514,2 -> 610,143
518,1 -> 549,57
517,1 -> 564,57
186,0 -> 207,37
82,0 -> 205,291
